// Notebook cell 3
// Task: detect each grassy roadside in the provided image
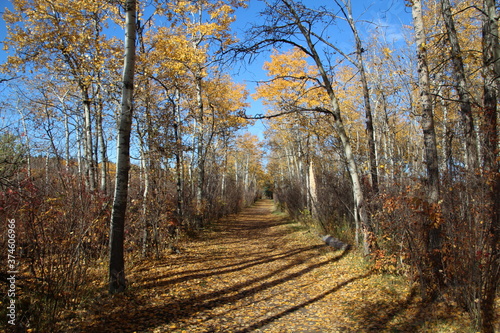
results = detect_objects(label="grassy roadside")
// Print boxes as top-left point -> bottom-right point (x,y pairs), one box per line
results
279,209 -> 482,333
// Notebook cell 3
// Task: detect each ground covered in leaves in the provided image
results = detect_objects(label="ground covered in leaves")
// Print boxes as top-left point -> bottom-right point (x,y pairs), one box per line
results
65,200 -> 479,332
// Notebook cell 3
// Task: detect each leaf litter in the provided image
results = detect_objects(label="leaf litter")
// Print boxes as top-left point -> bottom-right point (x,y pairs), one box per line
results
64,200 -> 476,333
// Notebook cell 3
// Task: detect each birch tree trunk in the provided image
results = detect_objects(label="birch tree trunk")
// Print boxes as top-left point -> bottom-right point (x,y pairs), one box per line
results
76,119 -> 83,176
64,113 -> 71,173
440,91 -> 453,176
140,142 -> 149,257
381,92 -> 395,184
136,117 -> 150,258
82,95 -> 96,191
411,0 -> 443,300
340,0 -> 378,192
194,75 -> 205,227
173,88 -> 184,222
96,102 -> 107,194
17,107 -> 32,178
308,159 -> 319,220
109,0 -> 136,294
441,0 -> 478,170
412,0 -> 440,202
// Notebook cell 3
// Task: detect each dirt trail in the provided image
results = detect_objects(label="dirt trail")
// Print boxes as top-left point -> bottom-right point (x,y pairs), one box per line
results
74,200 -> 453,333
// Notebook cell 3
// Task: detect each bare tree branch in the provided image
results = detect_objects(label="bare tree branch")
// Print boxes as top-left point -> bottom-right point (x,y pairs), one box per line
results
238,106 -> 334,121
0,76 -> 19,84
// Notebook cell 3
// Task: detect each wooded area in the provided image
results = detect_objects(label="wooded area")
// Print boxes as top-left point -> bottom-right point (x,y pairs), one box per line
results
0,0 -> 498,332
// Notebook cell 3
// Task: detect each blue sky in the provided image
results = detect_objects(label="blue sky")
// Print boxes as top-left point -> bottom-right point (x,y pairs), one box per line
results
0,0 -> 412,141
230,0 -> 412,140
0,0 -> 12,63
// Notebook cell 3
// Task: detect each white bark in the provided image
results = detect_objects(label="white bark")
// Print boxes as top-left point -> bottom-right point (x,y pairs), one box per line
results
83,96 -> 95,191
412,0 -> 440,202
308,160 -> 318,219
109,0 -> 136,294
441,0 -> 478,170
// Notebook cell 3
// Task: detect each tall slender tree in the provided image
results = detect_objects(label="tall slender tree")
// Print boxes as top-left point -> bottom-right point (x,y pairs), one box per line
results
477,0 -> 500,330
440,0 -> 478,170
335,0 -> 378,193
411,0 -> 442,299
109,0 -> 137,294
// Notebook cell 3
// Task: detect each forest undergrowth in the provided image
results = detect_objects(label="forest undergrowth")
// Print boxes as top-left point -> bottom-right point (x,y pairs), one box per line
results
49,199 -> 491,333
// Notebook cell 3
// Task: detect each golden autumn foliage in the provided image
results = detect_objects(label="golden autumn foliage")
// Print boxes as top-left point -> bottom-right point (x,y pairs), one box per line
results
3,0 -> 120,80
1,0 -> 499,331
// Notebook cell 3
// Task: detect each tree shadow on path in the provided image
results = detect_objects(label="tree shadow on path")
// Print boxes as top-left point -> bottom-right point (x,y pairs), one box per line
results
74,201 -> 367,332
79,249 -> 349,332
